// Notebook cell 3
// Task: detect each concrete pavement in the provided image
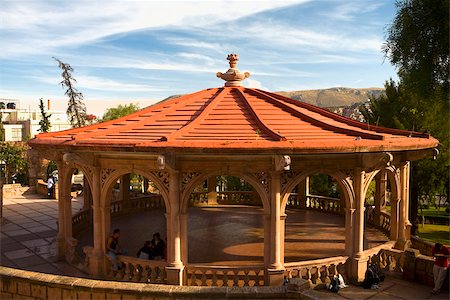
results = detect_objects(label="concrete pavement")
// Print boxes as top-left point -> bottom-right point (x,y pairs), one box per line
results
1,190 -> 449,299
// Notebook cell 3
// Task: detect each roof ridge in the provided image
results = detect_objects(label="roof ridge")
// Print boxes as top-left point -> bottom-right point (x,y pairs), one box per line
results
233,88 -> 286,141
260,90 -> 429,138
164,88 -> 225,141
64,89 -> 217,141
249,89 -> 384,140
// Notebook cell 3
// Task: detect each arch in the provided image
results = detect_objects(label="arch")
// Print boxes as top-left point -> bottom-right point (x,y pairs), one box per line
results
385,166 -> 401,202
101,168 -> 170,213
280,169 -> 354,215
180,171 -> 270,214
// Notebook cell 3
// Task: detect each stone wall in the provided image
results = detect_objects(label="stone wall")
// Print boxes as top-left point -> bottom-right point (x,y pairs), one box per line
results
0,266 -> 294,300
1,184 -> 30,199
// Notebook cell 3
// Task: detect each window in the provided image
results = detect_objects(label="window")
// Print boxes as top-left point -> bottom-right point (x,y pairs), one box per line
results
11,128 -> 22,140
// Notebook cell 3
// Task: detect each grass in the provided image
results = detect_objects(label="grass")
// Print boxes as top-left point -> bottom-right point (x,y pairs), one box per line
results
418,206 -> 450,219
416,224 -> 450,246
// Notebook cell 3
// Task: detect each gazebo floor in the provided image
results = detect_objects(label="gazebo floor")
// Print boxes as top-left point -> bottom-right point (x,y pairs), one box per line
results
76,206 -> 388,265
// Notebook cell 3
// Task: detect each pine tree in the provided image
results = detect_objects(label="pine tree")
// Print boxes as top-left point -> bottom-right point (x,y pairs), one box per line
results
38,98 -> 52,133
54,57 -> 87,127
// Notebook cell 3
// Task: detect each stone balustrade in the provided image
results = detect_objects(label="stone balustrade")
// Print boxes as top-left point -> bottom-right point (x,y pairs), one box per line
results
185,265 -> 265,287
0,266 -> 290,299
107,255 -> 168,283
190,191 -> 260,206
286,194 -> 342,214
72,208 -> 92,235
284,256 -> 348,286
379,211 -> 391,235
410,236 -> 434,257
307,195 -> 342,213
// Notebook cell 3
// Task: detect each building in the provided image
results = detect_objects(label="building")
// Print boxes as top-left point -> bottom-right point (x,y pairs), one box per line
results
28,54 -> 438,286
0,98 -> 71,141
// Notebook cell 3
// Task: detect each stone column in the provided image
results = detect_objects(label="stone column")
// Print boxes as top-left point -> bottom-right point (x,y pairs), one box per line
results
88,167 -> 105,277
180,212 -> 188,265
55,161 -> 66,260
266,171 -> 284,286
374,170 -> 387,227
280,214 -> 287,266
390,198 -> 399,241
166,170 -> 184,285
297,177 -> 309,208
119,174 -> 130,211
344,208 -> 355,256
350,169 -> 368,282
396,162 -> 411,249
263,213 -> 271,268
82,177 -> 92,210
207,176 -> 218,205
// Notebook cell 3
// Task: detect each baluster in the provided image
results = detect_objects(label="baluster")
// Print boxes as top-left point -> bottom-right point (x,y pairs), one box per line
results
211,270 -> 218,287
201,272 -> 207,286
124,262 -> 131,281
233,270 -> 239,286
132,263 -> 141,282
223,272 -> 229,287
305,268 -> 312,284
150,266 -> 158,283
190,272 -> 198,286
141,266 -> 149,283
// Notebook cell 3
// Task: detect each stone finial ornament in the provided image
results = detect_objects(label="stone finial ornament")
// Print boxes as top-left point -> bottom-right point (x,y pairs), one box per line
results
216,53 -> 250,87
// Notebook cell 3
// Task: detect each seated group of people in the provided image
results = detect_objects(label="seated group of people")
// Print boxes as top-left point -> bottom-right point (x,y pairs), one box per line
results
136,232 -> 166,260
106,229 -> 166,271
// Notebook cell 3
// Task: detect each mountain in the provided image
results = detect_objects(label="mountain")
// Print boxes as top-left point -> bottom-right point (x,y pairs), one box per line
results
275,87 -> 384,108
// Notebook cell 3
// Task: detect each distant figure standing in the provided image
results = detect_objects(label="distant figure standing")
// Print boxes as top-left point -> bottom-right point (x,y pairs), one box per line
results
150,232 -> 165,260
432,243 -> 449,294
47,177 -> 55,198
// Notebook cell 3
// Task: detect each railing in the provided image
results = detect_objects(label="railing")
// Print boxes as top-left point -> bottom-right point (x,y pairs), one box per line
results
190,192 -> 208,205
379,212 -> 391,235
190,191 -> 261,206
72,209 -> 93,235
107,255 -> 167,283
284,256 -> 348,286
130,194 -> 164,210
307,195 -> 342,214
286,194 -> 342,214
185,265 -> 265,287
410,236 -> 434,256
367,246 -> 404,275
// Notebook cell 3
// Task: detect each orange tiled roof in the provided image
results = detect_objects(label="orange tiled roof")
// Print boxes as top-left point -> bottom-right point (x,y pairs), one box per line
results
29,86 -> 438,154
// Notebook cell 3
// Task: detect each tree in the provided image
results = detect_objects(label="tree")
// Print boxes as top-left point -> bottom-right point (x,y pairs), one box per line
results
38,98 -> 52,133
54,57 -> 87,127
366,0 -> 449,234
100,103 -> 140,122
0,142 -> 28,184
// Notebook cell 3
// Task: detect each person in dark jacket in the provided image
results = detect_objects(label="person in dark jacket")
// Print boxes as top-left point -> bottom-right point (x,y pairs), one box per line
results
150,232 -> 165,260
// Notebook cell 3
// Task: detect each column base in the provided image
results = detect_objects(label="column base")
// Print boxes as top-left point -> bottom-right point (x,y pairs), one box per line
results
56,236 -> 66,261
85,249 -> 105,279
394,239 -> 411,250
348,256 -> 369,283
266,268 -> 285,286
166,265 -> 185,285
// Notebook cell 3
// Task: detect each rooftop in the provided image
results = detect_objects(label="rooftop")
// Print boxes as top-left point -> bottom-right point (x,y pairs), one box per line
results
29,54 -> 438,154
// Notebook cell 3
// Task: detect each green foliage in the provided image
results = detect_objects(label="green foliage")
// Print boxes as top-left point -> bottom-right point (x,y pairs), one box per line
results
54,57 -> 87,128
38,98 -> 52,133
217,176 -> 253,191
384,0 -> 449,95
366,0 -> 449,203
309,174 -> 340,198
0,142 -> 28,184
100,103 -> 140,122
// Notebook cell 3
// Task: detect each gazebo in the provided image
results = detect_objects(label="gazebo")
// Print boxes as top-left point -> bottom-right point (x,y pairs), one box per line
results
28,54 -> 438,286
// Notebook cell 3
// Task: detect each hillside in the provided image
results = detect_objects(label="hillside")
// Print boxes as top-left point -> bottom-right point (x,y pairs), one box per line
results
275,87 -> 384,108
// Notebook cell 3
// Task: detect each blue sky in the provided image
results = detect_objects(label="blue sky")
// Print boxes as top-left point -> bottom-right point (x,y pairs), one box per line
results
0,0 -> 398,116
